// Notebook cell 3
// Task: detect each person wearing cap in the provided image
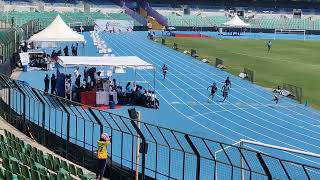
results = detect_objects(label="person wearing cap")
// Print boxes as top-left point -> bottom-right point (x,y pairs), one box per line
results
96,133 -> 111,180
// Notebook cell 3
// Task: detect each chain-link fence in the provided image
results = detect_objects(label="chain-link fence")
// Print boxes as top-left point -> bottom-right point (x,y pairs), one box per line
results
0,74 -> 319,179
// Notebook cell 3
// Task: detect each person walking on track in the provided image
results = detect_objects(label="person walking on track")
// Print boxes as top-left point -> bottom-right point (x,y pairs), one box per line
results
162,64 -> 168,79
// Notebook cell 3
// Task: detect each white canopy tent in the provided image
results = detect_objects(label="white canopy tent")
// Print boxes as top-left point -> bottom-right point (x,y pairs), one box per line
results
58,55 -> 156,98
28,15 -> 85,43
58,56 -> 154,69
223,15 -> 250,28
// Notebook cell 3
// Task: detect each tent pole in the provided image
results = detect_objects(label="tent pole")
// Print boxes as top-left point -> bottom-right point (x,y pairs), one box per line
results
135,66 -> 137,82
65,66 -> 67,100
82,42 -> 85,56
153,67 -> 156,109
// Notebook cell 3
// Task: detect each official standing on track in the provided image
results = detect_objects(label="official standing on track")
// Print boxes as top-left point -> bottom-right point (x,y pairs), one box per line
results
44,74 -> 50,94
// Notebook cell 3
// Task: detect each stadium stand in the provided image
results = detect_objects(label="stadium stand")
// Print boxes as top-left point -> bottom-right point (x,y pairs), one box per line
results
0,119 -> 96,180
164,14 -> 232,27
164,13 -> 320,30
145,0 -> 320,10
0,11 -> 141,27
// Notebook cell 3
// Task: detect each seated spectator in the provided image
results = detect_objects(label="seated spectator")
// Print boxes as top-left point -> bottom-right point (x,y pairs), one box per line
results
239,71 -> 247,79
150,91 -> 159,109
132,82 -> 137,92
273,86 -> 281,94
125,82 -> 133,103
280,89 -> 293,97
273,86 -> 294,97
217,63 -> 226,69
125,82 -> 132,93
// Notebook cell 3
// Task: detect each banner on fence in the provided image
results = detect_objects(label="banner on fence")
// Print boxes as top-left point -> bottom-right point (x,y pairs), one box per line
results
94,19 -> 134,32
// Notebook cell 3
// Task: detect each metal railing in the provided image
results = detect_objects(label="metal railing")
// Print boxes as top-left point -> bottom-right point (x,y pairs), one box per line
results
0,74 -> 319,179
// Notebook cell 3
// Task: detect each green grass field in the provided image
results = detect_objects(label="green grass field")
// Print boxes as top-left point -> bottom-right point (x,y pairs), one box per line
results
157,37 -> 320,109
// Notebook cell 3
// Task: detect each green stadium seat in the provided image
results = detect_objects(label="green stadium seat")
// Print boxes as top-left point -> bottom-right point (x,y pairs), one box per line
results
31,153 -> 39,164
8,140 -> 16,150
53,161 -> 60,172
25,149 -> 31,157
38,155 -> 46,167
81,174 -> 93,180
47,153 -> 53,163
31,147 -> 38,155
57,171 -> 68,179
31,169 -> 40,180
61,160 -> 69,171
69,164 -> 76,176
18,139 -> 25,147
26,144 -> 32,151
21,154 -> 31,167
13,150 -> 21,161
18,174 -> 28,180
38,149 -> 44,157
7,148 -> 14,158
2,157 -> 11,170
3,148 -> 9,159
76,167 -> 84,177
45,159 -> 54,171
0,134 -> 5,142
4,169 -> 14,180
41,173 -> 50,180
54,156 -> 60,165
0,168 -> 4,179
16,144 -> 24,153
39,167 -> 48,176
4,129 -> 8,136
11,160 -> 21,175
20,165 -> 31,179
49,172 -> 58,180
